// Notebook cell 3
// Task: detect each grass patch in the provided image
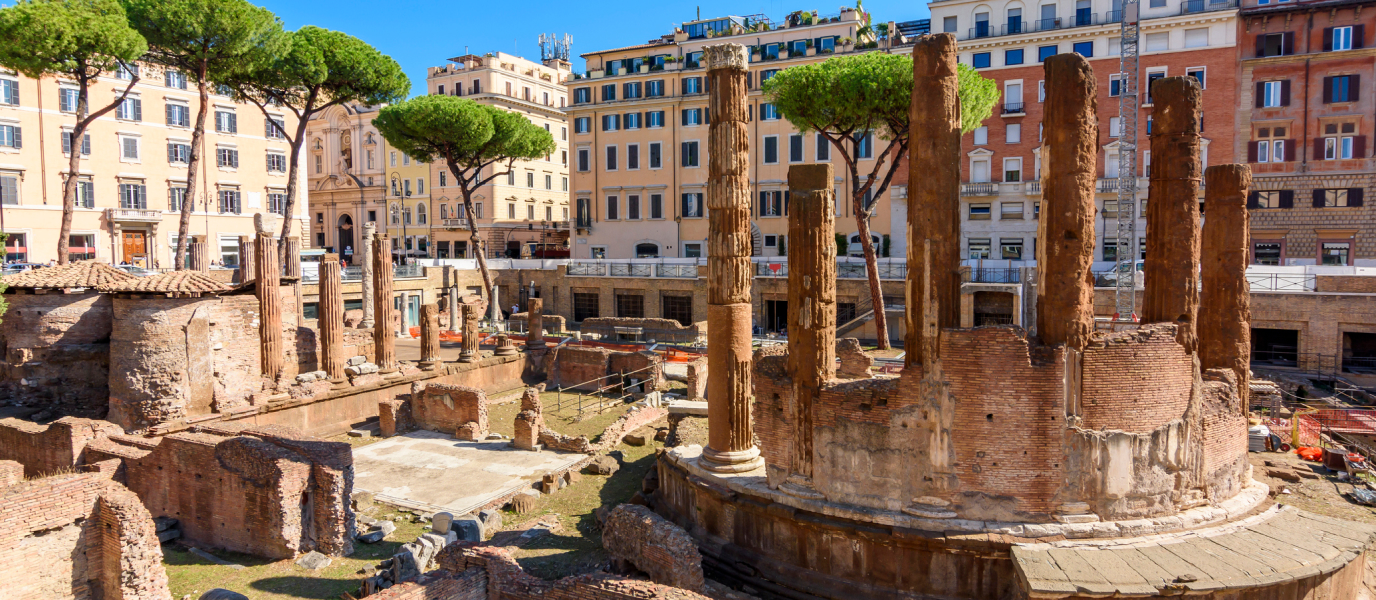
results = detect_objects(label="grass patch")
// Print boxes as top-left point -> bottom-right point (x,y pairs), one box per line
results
487,391 -> 638,440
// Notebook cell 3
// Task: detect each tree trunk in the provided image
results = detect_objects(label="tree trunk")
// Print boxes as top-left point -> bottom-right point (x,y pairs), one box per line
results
853,201 -> 889,349
56,80 -> 94,265
275,116 -> 309,265
174,63 -> 210,271
450,164 -> 495,309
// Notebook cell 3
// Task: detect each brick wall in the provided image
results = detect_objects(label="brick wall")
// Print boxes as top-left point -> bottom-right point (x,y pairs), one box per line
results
1317,275 -> 1376,293
0,416 -> 122,477
108,296 -> 218,431
548,346 -> 612,389
601,504 -> 704,591
0,292 -> 113,418
434,544 -> 709,600
410,382 -> 488,440
209,295 -> 264,413
1080,325 -> 1194,434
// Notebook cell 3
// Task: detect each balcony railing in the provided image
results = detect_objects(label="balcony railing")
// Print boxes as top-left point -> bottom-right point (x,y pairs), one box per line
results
961,183 -> 998,196
655,264 -> 698,278
394,264 -> 424,279
609,263 -> 653,278
1002,102 -> 1025,115
964,267 -> 1022,284
1097,178 -> 1120,193
1025,181 -> 1042,194
342,266 -> 363,281
442,218 -> 469,228
567,262 -> 604,276
106,208 -> 162,222
1247,273 -> 1316,292
1181,0 -> 1238,15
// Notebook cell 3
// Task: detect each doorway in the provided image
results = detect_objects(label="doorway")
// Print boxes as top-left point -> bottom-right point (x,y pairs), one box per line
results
338,214 -> 355,260
764,299 -> 788,334
1343,332 -> 1376,375
1252,328 -> 1299,367
121,230 -> 148,266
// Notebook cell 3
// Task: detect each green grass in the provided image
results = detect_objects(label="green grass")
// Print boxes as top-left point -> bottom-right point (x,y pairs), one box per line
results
487,391 -> 639,441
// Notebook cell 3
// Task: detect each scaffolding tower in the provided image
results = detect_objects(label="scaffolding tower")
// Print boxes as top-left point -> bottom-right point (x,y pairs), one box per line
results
1115,0 -> 1141,320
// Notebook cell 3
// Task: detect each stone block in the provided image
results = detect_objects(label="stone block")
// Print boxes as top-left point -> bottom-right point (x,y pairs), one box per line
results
348,355 -> 367,366
478,509 -> 502,532
352,491 -> 375,510
453,516 -> 483,542
432,511 -> 454,534
667,400 -> 709,416
295,551 -> 331,570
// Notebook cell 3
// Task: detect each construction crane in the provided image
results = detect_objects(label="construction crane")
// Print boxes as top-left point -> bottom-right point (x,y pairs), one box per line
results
1114,0 -> 1141,321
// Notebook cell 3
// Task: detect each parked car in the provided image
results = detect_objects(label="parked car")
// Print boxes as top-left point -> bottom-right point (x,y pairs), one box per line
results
117,265 -> 159,277
1095,260 -> 1145,287
2,262 -> 43,276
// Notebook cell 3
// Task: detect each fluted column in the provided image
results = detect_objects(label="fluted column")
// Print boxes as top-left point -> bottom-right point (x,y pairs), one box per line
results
527,297 -> 546,349
459,303 -> 480,363
362,222 -> 376,329
1036,53 -> 1099,351
701,43 -> 763,474
1143,76 -> 1203,352
239,235 -> 255,285
189,235 -> 209,272
373,233 -> 397,374
285,236 -> 303,328
421,304 -> 441,369
786,164 -> 836,486
320,253 -> 347,387
1200,164 -> 1252,409
906,33 -> 963,368
256,232 -> 282,379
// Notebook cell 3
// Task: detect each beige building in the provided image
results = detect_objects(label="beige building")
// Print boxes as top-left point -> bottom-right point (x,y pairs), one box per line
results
426,52 -> 572,259
304,103 -> 386,266
0,62 -> 306,267
383,142 -> 433,259
567,9 -> 909,259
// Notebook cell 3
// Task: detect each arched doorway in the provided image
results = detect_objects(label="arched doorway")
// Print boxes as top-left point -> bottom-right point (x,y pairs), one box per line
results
337,214 -> 355,262
635,242 -> 660,258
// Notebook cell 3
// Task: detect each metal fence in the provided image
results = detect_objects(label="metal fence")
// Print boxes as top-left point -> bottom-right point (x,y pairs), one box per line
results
567,262 -> 604,276
964,267 -> 1021,284
609,263 -> 653,278
656,264 -> 698,278
1247,273 -> 1316,292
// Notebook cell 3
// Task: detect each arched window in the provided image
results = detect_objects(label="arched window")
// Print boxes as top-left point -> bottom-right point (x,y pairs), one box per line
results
417,202 -> 428,225
635,242 -> 660,258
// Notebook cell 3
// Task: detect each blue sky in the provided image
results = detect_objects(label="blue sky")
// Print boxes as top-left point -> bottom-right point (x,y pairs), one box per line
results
260,0 -> 932,98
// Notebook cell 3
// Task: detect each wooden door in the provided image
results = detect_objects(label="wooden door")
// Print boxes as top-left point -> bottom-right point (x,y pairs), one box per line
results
122,231 -> 147,265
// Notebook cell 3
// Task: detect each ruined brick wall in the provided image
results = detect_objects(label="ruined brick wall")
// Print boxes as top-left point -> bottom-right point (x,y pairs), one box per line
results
601,504 -> 704,591
1201,369 -> 1249,498
0,416 -> 122,477
436,544 -> 709,600
379,397 -> 413,437
548,346 -> 611,390
1316,275 -> 1376,293
0,292 -> 112,418
607,351 -> 664,392
411,382 -> 488,440
0,467 -> 171,600
1080,325 -> 1194,434
684,357 -> 706,400
368,569 -> 488,600
108,296 -> 218,431
579,317 -> 704,344
284,285 -> 316,378
343,328 -> 375,362
209,295 -> 264,413
539,407 -> 667,455
509,311 -> 567,334
751,347 -> 793,468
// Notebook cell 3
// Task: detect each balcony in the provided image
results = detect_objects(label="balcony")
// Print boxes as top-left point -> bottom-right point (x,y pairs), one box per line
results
442,218 -> 469,229
961,182 -> 998,196
106,208 -> 162,223
1025,181 -> 1042,194
1002,102 -> 1025,115
1181,0 -> 1238,15
1097,178 -> 1120,193
575,216 -> 593,229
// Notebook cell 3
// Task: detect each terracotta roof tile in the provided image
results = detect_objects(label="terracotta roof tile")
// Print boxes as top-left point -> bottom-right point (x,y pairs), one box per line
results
96,270 -> 233,294
2,260 -> 136,289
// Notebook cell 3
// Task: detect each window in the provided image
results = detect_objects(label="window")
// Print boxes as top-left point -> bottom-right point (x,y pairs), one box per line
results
969,203 -> 992,220
64,131 -> 92,156
1187,68 -> 1206,89
760,69 -> 780,84
439,171 -> 447,187
1003,158 -> 1022,182
1257,32 -> 1291,57
575,116 -> 590,133
649,142 -> 662,169
1109,75 -> 1121,97
120,136 -> 140,160
1184,28 -> 1209,48
625,112 -> 641,129
600,84 -> 615,101
683,243 -> 702,258
269,192 -> 287,215
574,87 -> 591,104
764,136 -> 779,164
1005,49 -> 1024,65
788,134 -> 804,163
165,70 -> 187,89
266,117 -> 286,140
1038,45 -> 1057,62
545,174 -> 552,189
1001,202 -> 1024,220
628,144 -> 639,170
1321,241 -> 1352,265
647,80 -> 664,97
973,126 -> 988,145
527,172 -> 535,187
647,111 -> 665,128
1146,70 -> 1166,103
1253,242 -> 1282,265
623,82 -> 642,99
682,192 -> 703,217
1319,122 -> 1363,160
616,293 -> 645,318
968,238 -> 991,259
0,173 -> 17,205
971,159 -> 990,182
816,133 -> 830,161
605,145 -> 618,171
578,148 -> 590,172
602,114 -> 620,131
943,15 -> 958,33
1314,188 -> 1364,207
1251,128 -> 1290,163
606,195 -> 619,220
73,177 -> 94,208
649,194 -> 663,219
116,96 -> 141,121
215,110 -> 237,133
681,108 -> 702,126
1006,123 -> 1021,144
855,132 -> 873,159
760,103 -> 780,120
118,182 -> 147,209
507,203 -> 516,220
759,191 -> 785,217
1325,26 -> 1361,52
216,147 -> 238,168
1247,190 -> 1293,209
116,63 -> 138,80
1325,75 -> 1359,103
627,194 -> 641,220
1103,239 -> 1119,261
58,88 -> 78,113
572,292 -> 599,322
681,141 -> 699,167
663,295 -> 692,326
1258,80 -> 1288,107
1073,41 -> 1094,57
563,177 -> 568,191
315,155 -> 322,173
973,53 -> 991,69
266,153 -> 286,172
168,186 -> 187,212
526,204 -> 534,220
974,12 -> 990,37
1000,238 -> 1024,260
1145,32 -> 1168,52
683,77 -> 703,95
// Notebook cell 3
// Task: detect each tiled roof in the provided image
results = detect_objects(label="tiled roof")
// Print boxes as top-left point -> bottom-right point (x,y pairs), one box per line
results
2,261 -> 135,289
96,270 -> 233,294
580,38 -> 675,58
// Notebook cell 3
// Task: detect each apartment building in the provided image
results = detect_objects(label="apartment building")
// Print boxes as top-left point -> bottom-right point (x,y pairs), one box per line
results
898,0 -> 1239,265
305,103 -> 386,267
568,9 -> 924,260
0,63 -> 306,266
1237,0 -> 1376,266
384,143 -> 432,259
426,52 -> 572,259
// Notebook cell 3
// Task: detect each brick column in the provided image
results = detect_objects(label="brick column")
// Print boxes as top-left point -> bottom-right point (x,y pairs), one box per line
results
459,303 -> 480,363
189,235 -> 209,272
528,297 -> 546,349
1143,76 -> 1203,353
256,232 -> 282,379
320,253 -> 347,387
239,235 -> 255,285
785,164 -> 836,488
373,233 -> 397,374
420,304 -> 441,369
1200,164 -> 1252,408
906,33 -> 962,368
1036,53 -> 1099,351
701,43 -> 763,474
361,222 -> 376,329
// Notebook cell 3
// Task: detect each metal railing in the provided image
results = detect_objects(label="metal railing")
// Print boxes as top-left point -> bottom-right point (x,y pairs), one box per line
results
609,263 -> 653,277
961,183 -> 998,196
656,264 -> 698,278
568,262 -> 605,276
343,266 -> 363,281
965,267 -> 1022,284
1002,102 -> 1025,114
1247,273 -> 1316,292
394,264 -> 424,279
1181,0 -> 1238,15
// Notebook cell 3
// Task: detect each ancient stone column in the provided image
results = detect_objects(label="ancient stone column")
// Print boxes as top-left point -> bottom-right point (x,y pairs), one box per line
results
256,232 -> 283,379
1035,53 -> 1099,351
527,297 -> 546,349
906,33 -> 963,368
459,303 -> 480,363
285,236 -> 303,328
785,164 -> 836,487
239,235 -> 255,285
701,43 -> 763,474
373,233 -> 397,374
189,235 -> 209,272
1200,164 -> 1252,408
420,304 -> 441,370
1143,76 -> 1204,353
362,221 -> 377,329
320,253 -> 347,387
448,285 -> 459,332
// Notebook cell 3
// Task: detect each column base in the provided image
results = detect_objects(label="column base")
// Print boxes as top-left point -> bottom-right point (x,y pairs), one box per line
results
420,361 -> 439,371
329,377 -> 349,390
700,445 -> 765,474
779,475 -> 825,500
458,353 -> 477,363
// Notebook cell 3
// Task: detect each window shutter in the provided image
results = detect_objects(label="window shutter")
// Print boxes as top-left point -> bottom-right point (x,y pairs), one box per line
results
1315,138 -> 1327,160
759,191 -> 767,215
12,126 -> 18,149
1313,188 -> 1326,207
1323,77 -> 1333,103
1279,190 -> 1294,208
133,98 -> 142,121
168,144 -> 175,163
1255,34 -> 1266,56
1247,141 -> 1258,163
1280,80 -> 1290,105
1283,32 -> 1294,55
1324,27 -> 1334,51
705,107 -> 710,124
1356,25 -> 1367,49
746,72 -> 753,88
1350,187 -> 1365,206
229,112 -> 237,132
1247,191 -> 1260,209
1356,136 -> 1368,158
1255,82 -> 1265,107
1354,74 -> 1362,100
166,104 -> 173,125
1285,140 -> 1296,161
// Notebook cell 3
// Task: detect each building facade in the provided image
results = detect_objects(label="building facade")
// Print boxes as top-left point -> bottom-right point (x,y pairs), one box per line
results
901,0 -> 1240,266
1237,0 -> 1376,266
304,103 -> 386,267
426,52 -> 572,259
0,62 -> 306,267
567,9 -> 922,259
383,143 -> 432,259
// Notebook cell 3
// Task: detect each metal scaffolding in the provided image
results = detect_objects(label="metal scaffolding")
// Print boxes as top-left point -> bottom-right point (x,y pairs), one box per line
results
1115,0 -> 1141,320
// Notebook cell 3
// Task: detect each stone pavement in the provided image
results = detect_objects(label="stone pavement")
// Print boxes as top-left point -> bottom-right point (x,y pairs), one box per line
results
1012,505 -> 1376,597
351,430 -> 583,516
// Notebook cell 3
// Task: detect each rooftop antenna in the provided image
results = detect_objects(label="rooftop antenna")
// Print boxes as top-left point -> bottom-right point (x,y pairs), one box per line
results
697,6 -> 701,20
538,34 -> 573,62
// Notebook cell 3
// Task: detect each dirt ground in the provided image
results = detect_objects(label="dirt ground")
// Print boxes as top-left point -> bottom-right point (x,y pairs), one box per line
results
1248,450 -> 1376,526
